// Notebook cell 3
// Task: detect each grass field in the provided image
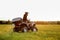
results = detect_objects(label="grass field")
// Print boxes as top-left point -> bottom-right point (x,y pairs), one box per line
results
0,24 -> 60,40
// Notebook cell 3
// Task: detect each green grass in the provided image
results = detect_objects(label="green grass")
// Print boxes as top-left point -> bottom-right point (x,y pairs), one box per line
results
0,24 -> 60,40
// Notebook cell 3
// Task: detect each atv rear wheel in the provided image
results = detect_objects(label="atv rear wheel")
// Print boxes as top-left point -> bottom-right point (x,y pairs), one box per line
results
31,27 -> 38,32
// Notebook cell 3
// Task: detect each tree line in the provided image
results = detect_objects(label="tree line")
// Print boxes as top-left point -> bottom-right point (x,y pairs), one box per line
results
0,20 -> 60,25
0,20 -> 12,24
35,21 -> 60,25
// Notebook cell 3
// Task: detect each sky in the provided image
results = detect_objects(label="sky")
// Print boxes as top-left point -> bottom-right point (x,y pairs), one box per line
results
0,0 -> 60,21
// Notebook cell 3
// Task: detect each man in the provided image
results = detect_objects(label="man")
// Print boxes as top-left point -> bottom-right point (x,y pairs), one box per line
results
23,12 -> 28,22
